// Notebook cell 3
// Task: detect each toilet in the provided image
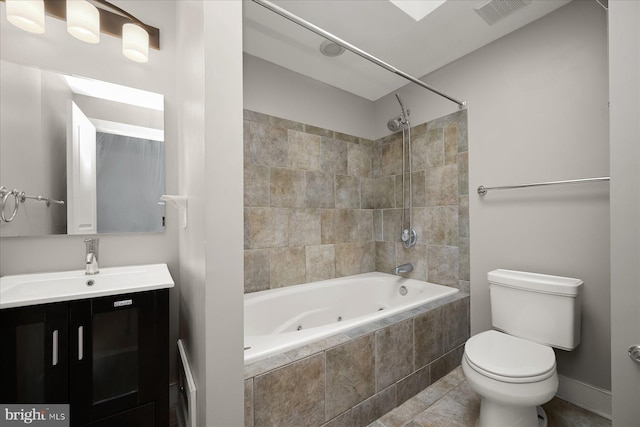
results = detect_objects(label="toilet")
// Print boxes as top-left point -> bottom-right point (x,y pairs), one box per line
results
462,269 -> 583,427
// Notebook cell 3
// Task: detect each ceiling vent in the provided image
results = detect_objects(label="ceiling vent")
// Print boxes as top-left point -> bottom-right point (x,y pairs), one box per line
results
474,0 -> 532,25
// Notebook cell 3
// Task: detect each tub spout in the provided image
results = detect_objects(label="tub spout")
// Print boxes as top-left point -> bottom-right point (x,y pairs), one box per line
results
394,263 -> 413,275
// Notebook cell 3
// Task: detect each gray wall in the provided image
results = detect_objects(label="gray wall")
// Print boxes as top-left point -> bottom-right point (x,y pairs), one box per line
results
244,54 -> 375,140
0,0 -> 180,380
609,1 -> 640,424
0,62 -> 68,235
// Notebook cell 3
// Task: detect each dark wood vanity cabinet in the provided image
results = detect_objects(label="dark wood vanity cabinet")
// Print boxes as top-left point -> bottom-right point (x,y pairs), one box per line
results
1,289 -> 169,427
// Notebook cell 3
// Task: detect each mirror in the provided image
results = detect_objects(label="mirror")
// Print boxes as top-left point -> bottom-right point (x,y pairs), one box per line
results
0,60 -> 165,237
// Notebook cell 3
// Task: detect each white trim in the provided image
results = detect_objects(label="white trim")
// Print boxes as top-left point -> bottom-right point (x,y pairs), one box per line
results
177,339 -> 197,427
90,118 -> 164,142
557,375 -> 611,420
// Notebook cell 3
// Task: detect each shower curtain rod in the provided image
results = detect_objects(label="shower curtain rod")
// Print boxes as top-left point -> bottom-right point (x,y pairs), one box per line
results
251,0 -> 467,109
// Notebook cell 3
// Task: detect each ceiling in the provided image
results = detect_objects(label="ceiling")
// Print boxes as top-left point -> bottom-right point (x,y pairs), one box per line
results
243,0 -> 572,101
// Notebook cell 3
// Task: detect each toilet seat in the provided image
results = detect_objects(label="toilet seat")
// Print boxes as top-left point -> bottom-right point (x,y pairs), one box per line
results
464,330 -> 556,384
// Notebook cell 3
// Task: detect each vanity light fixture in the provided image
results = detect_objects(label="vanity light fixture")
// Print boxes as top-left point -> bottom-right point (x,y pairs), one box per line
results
66,0 -> 100,43
122,22 -> 148,63
5,0 -> 45,34
2,0 -> 160,63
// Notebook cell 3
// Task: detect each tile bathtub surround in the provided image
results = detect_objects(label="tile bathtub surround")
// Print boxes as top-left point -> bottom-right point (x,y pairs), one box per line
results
244,293 -> 470,427
244,110 -> 469,292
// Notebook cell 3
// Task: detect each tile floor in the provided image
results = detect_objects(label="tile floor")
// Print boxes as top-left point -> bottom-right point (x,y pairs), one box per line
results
171,365 -> 611,427
369,367 -> 611,427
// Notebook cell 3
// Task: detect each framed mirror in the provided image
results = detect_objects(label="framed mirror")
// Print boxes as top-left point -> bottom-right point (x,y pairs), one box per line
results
0,60 -> 165,237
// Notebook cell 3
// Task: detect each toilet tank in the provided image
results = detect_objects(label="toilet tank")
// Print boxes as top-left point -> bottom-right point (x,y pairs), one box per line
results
489,269 -> 583,350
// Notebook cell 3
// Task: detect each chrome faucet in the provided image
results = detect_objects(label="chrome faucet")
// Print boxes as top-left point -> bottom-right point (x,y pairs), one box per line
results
394,263 -> 413,275
84,237 -> 99,275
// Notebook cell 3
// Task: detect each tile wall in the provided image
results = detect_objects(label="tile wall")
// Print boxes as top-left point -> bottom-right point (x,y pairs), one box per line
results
373,110 -> 469,290
244,110 -> 376,292
244,109 -> 469,293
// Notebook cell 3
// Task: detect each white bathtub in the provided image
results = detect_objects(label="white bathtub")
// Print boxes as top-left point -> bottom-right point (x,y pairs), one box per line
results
244,272 -> 458,364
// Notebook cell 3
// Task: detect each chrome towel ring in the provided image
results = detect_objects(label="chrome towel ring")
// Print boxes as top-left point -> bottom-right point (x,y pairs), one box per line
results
0,186 -> 65,223
0,187 -> 20,223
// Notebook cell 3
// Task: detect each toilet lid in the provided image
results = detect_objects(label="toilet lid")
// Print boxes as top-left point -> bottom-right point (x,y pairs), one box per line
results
464,330 -> 556,381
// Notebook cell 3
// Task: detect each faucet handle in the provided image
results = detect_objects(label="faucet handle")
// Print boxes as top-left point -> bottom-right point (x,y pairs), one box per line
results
84,237 -> 99,258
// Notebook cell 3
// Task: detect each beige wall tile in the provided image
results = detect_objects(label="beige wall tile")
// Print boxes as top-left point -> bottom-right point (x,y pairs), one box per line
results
375,319 -> 414,391
270,168 -> 305,208
306,245 -> 336,282
270,247 -> 306,287
443,298 -> 470,352
306,171 -> 335,208
335,242 -> 375,277
348,143 -> 372,178
414,307 -> 444,369
247,121 -> 288,167
425,206 -> 459,246
288,130 -> 321,171
289,208 -> 322,247
245,379 -> 254,427
244,164 -> 270,207
248,207 -> 288,249
382,138 -> 403,176
325,335 -> 375,420
426,165 -> 458,206
320,137 -> 348,175
336,175 -> 360,209
375,241 -> 395,275
377,176 -> 396,209
245,250 -> 270,293
254,353 -> 325,426
361,178 -> 376,209
427,246 -> 459,286
444,123 -> 458,165
425,128 -> 445,169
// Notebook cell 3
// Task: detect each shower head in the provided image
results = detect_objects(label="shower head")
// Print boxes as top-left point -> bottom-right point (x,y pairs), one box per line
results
387,116 -> 404,132
387,93 -> 410,132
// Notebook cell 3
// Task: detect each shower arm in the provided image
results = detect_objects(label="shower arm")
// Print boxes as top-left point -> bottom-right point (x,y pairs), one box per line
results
251,0 -> 467,109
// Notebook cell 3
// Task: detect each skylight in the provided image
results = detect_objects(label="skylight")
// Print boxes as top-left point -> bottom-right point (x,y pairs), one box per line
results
388,0 -> 447,22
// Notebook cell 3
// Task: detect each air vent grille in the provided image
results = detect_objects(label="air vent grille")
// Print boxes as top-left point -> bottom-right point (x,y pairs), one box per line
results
474,0 -> 532,26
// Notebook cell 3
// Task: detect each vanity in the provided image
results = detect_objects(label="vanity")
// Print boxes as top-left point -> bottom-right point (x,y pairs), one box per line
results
0,264 -> 174,427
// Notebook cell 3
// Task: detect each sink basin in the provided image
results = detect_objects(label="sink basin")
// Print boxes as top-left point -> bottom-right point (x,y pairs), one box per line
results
0,264 -> 174,309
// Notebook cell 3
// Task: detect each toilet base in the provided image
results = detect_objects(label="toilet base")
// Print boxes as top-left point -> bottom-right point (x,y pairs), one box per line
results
476,401 -> 548,427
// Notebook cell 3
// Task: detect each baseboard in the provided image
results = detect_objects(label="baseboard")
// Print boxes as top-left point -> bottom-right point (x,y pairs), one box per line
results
557,375 -> 611,420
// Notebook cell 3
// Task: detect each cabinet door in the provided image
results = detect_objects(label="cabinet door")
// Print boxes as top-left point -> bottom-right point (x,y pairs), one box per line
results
0,303 -> 69,404
69,291 -> 160,426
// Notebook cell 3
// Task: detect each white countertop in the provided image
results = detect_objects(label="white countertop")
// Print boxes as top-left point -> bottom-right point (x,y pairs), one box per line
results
0,263 -> 174,309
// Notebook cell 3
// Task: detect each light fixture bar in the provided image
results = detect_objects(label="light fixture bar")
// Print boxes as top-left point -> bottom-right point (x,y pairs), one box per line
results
2,0 -> 161,49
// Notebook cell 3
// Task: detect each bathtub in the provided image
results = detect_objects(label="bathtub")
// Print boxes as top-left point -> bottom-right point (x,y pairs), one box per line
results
244,272 -> 459,364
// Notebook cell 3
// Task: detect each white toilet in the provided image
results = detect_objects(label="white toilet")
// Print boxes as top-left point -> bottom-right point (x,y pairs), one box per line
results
462,269 -> 583,427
